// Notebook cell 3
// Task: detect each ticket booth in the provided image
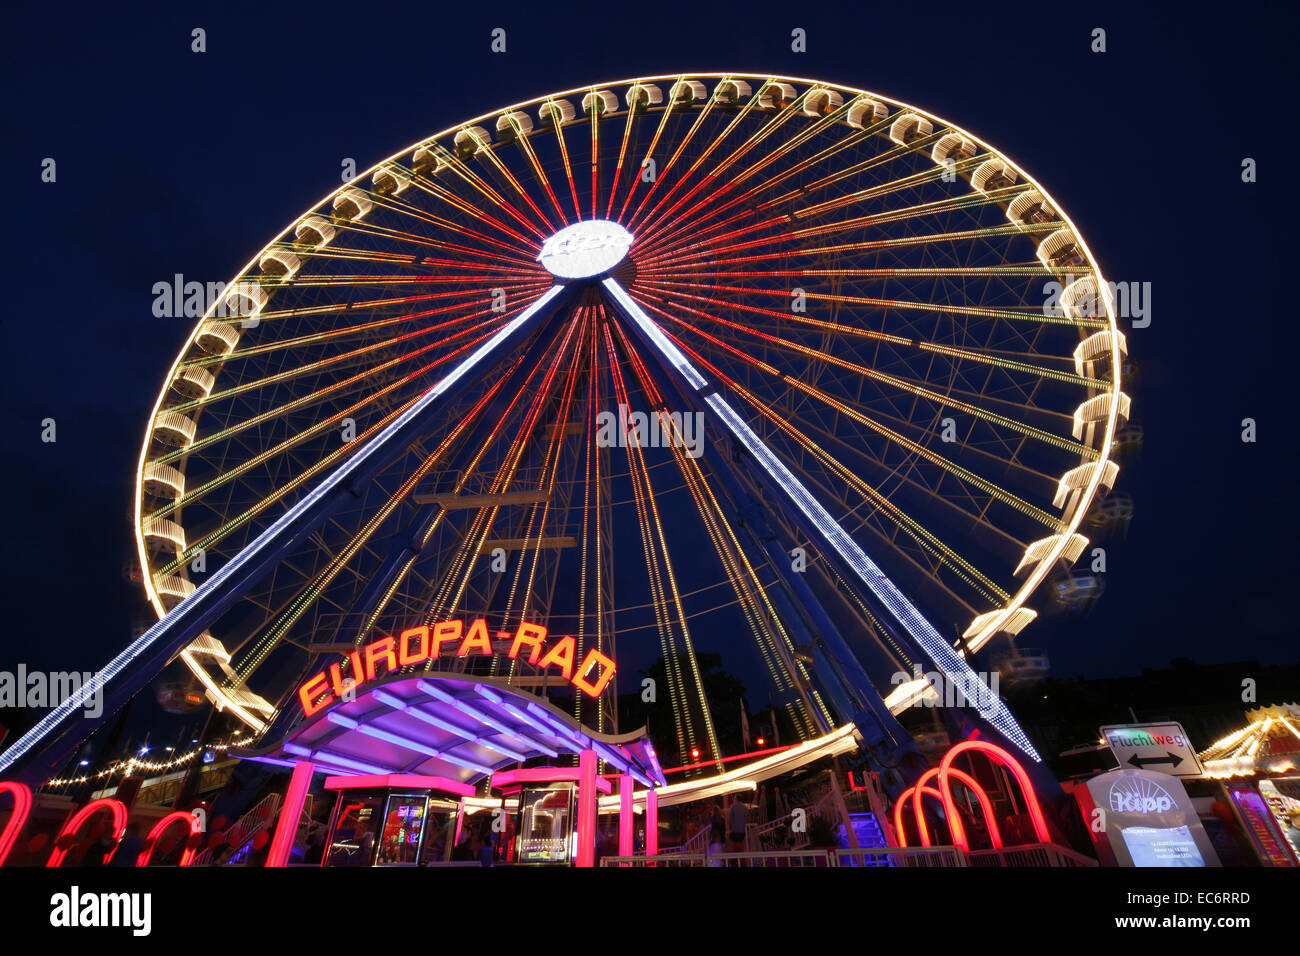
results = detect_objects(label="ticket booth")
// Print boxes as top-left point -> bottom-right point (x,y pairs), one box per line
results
320,774 -> 475,867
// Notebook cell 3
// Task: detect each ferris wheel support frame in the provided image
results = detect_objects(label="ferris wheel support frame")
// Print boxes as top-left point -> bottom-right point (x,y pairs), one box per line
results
0,285 -> 577,785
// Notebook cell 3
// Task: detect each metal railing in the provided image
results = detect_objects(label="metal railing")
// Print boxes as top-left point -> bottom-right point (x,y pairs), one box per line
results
835,845 -> 966,868
599,842 -> 1096,868
965,843 -> 1099,867
599,853 -> 710,867
191,792 -> 281,866
712,849 -> 834,867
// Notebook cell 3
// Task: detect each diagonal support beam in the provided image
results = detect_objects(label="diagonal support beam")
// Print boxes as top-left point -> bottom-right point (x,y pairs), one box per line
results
0,285 -> 577,783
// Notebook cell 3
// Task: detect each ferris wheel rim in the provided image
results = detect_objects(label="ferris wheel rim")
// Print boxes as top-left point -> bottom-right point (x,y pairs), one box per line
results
132,70 -> 1127,730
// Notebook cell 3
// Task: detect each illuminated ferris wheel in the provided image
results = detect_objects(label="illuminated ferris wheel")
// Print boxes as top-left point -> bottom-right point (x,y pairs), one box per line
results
125,73 -> 1127,772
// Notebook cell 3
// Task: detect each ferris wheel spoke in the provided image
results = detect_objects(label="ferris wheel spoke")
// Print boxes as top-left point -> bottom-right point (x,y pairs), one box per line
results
153,309 -> 522,470
653,319 -> 1051,577
638,279 -> 1097,388
633,287 -> 1092,459
610,318 -> 831,736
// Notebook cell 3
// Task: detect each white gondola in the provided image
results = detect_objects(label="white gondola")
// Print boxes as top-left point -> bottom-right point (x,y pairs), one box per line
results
713,78 -> 752,107
1015,533 -> 1089,576
142,515 -> 186,553
412,144 -> 444,175
294,215 -> 335,249
496,111 -> 534,145
971,158 -> 1017,194
152,409 -> 197,448
802,87 -> 844,117
332,187 -> 372,221
1006,189 -> 1057,230
624,83 -> 663,111
142,460 -> 185,499
1053,460 -> 1120,510
757,82 -> 796,111
371,165 -> 412,196
454,125 -> 493,157
889,112 -> 933,146
1036,228 -> 1084,271
1073,329 -> 1127,377
195,319 -> 239,356
172,365 -> 215,401
537,100 -> 576,129
670,79 -> 707,106
846,97 -> 887,129
582,89 -> 618,116
154,574 -> 196,610
962,607 -> 1037,653
259,248 -> 301,280
930,132 -> 975,166
1072,392 -> 1132,440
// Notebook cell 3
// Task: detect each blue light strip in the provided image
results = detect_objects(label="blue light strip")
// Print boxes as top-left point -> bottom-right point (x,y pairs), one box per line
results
604,277 -> 1041,762
0,286 -> 567,776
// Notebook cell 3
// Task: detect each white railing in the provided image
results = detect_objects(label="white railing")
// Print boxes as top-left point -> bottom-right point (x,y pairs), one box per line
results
835,845 -> 967,868
663,826 -> 712,856
965,843 -> 1099,867
191,792 -> 282,866
599,853 -> 710,867
598,842 -> 1096,868
712,849 -> 834,867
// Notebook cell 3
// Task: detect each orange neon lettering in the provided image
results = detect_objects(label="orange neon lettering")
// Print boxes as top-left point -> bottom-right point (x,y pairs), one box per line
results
329,650 -> 364,698
364,638 -> 398,681
431,620 -> 463,658
536,635 -> 576,679
458,618 -> 493,656
398,626 -> 431,666
572,649 -> 616,697
509,623 -> 547,663
299,673 -> 333,717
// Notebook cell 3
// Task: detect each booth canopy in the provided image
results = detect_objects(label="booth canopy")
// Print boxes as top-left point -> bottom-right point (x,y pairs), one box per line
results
232,673 -> 665,788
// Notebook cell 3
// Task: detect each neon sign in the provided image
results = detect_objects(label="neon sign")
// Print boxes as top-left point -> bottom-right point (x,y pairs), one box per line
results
298,619 -> 616,717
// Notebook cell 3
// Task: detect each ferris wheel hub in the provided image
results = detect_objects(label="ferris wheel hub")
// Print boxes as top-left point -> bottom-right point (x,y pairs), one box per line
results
537,219 -> 633,279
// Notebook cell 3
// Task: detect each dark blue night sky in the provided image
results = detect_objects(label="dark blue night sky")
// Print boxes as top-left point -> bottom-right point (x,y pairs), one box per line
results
2,0 -> 1296,719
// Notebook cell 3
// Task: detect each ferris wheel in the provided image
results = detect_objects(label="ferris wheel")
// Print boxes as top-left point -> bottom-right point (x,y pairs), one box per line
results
0,74 -> 1131,782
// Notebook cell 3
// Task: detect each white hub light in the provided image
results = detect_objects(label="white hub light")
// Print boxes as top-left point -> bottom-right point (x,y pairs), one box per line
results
538,219 -> 633,279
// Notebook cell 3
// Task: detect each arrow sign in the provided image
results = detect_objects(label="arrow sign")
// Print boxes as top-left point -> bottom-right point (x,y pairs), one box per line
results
1128,751 -> 1185,770
1101,722 -> 1204,778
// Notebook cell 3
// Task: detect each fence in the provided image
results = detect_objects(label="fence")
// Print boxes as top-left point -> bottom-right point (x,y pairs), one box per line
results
600,842 -> 1095,868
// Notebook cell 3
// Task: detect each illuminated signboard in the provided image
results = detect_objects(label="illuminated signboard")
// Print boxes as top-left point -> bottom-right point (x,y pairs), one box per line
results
537,220 -> 633,279
298,619 -> 616,718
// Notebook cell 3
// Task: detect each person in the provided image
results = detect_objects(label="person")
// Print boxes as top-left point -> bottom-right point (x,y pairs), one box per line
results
708,802 -> 726,860
726,793 -> 749,852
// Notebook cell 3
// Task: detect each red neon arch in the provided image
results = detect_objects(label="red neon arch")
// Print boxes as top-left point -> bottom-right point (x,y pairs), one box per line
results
911,781 -> 963,848
0,781 -> 33,866
894,786 -> 918,847
942,766 -> 1003,850
137,811 -> 203,867
45,798 -> 129,867
939,740 -> 1050,848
